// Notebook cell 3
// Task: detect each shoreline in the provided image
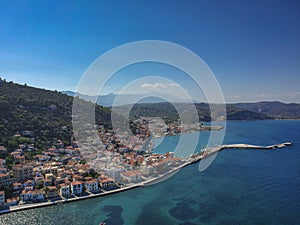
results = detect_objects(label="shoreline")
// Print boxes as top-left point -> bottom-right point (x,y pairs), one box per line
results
0,141 -> 292,215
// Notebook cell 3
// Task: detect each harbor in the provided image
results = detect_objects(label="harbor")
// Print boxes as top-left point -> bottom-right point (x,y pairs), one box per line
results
0,141 -> 292,215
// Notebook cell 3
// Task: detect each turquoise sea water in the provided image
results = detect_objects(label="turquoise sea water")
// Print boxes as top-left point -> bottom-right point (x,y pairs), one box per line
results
1,120 -> 300,225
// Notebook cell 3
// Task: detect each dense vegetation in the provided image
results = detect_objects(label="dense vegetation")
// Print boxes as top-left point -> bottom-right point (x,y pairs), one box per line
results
0,78 -> 111,150
233,101 -> 300,119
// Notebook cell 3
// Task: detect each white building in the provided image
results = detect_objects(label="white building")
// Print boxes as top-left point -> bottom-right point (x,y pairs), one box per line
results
60,184 -> 71,197
105,166 -> 126,183
84,180 -> 99,192
99,178 -> 115,189
71,181 -> 83,195
140,165 -> 155,176
121,170 -> 142,183
20,190 -> 44,202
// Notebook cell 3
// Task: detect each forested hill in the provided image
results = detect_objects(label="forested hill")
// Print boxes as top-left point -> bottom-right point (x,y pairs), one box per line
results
115,101 -> 299,121
0,79 -> 111,150
115,102 -> 270,123
232,101 -> 300,119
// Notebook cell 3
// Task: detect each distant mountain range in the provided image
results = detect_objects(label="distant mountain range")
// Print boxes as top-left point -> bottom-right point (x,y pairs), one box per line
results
114,102 -> 271,123
63,91 -> 300,120
233,101 -> 300,119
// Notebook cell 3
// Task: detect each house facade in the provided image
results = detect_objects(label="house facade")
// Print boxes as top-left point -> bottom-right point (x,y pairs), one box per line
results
121,171 -> 142,183
59,184 -> 70,197
71,181 -> 83,195
84,180 -> 99,192
45,186 -> 59,198
20,190 -> 44,203
99,178 -> 115,189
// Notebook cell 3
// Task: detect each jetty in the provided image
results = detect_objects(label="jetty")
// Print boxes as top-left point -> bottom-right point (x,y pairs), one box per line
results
127,141 -> 293,187
189,141 -> 293,162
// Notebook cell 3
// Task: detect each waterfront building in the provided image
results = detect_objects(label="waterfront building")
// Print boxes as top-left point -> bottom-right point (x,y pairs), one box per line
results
71,181 -> 83,195
45,186 -> 59,198
84,180 -> 99,192
60,183 -> 71,197
6,197 -> 19,206
20,190 -> 44,203
105,166 -> 126,183
99,178 -> 115,189
140,165 -> 155,176
121,170 -> 142,183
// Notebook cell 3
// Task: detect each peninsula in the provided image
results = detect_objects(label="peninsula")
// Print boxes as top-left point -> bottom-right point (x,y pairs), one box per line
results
0,140 -> 292,215
0,80 -> 294,215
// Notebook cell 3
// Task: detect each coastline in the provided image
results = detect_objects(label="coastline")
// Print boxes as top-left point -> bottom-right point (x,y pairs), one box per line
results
0,141 -> 292,215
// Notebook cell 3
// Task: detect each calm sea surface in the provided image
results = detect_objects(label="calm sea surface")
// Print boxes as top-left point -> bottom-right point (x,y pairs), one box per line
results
1,120 -> 299,225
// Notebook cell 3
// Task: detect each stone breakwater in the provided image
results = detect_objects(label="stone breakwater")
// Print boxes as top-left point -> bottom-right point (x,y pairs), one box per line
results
189,141 -> 293,161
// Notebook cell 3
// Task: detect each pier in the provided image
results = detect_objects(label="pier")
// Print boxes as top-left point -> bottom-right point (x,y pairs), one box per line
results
189,141 -> 293,162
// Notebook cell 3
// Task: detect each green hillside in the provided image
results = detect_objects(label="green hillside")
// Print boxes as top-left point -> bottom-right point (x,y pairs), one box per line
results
233,101 -> 300,119
0,79 -> 111,150
115,102 -> 270,122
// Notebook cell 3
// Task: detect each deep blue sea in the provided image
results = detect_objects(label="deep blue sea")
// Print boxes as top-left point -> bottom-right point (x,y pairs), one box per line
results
1,120 -> 300,225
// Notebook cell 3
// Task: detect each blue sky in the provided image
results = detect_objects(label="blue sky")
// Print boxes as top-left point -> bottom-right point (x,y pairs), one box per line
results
0,0 -> 300,102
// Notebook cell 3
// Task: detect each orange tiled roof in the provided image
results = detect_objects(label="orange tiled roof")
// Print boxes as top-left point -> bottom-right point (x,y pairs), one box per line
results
100,178 -> 114,183
0,173 -> 9,178
122,170 -> 141,177
71,181 -> 83,185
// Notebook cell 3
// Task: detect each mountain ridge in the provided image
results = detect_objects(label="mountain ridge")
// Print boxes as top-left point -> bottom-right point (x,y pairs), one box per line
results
1,80 -> 298,150
63,90 -> 300,120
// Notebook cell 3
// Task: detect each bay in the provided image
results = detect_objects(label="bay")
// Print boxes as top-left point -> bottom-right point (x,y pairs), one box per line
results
1,120 -> 300,225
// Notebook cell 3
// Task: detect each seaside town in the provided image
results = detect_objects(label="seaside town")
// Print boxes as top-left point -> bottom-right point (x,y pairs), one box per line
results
0,118 -> 205,212
0,113 -> 291,215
